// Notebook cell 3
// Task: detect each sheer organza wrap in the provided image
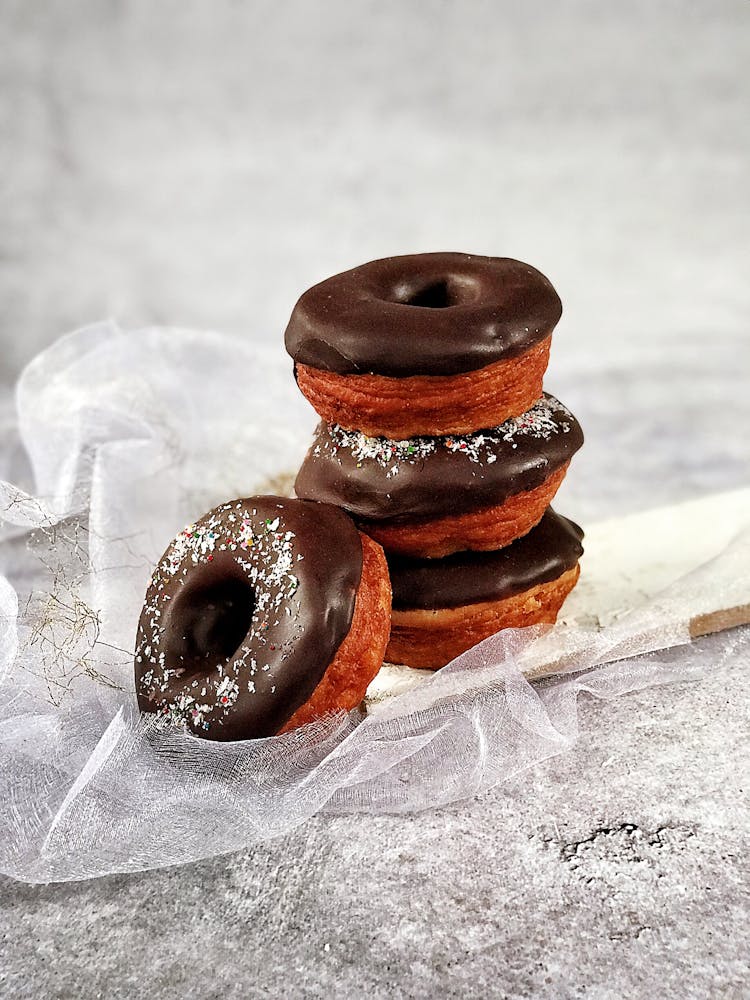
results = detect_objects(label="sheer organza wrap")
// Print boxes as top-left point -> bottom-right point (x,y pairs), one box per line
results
0,323 -> 746,883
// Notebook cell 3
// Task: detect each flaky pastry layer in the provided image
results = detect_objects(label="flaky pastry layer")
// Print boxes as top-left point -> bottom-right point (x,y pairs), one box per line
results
280,533 -> 391,731
363,463 -> 569,558
295,336 -> 551,438
386,564 -> 580,670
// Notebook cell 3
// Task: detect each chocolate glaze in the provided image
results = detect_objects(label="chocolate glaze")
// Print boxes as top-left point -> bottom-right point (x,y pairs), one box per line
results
284,252 -> 562,377
294,394 -> 583,524
135,497 -> 363,741
388,510 -> 583,611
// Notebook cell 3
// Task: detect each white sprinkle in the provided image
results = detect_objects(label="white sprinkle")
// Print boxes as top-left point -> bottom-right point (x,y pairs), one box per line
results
321,395 -> 575,473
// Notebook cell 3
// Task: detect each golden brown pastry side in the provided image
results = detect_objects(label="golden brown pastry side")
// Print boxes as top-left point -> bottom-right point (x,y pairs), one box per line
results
386,564 -> 580,670
280,533 -> 392,731
295,336 -> 551,439
363,462 -> 569,558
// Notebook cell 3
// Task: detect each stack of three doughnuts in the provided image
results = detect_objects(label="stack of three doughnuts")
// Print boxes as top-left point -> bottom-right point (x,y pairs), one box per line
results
288,252 -> 584,669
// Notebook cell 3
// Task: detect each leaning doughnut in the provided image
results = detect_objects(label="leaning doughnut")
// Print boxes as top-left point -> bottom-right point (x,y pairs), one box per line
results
135,496 -> 391,740
385,510 -> 583,669
285,252 -> 562,438
295,394 -> 583,558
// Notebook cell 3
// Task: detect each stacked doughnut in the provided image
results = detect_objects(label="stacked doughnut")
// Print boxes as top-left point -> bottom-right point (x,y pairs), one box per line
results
135,251 -> 584,743
289,252 -> 584,669
134,496 -> 392,740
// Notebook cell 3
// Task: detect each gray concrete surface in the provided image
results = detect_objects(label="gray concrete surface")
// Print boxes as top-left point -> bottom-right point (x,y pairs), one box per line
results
1,1 -> 749,998
1,643 -> 748,999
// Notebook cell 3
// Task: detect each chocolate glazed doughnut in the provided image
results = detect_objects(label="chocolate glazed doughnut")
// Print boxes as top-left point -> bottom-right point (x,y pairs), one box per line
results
386,510 -> 583,669
295,394 -> 583,558
284,252 -> 562,438
135,497 -> 391,740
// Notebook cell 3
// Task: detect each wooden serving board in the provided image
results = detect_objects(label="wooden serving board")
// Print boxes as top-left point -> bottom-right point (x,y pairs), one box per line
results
366,487 -> 750,704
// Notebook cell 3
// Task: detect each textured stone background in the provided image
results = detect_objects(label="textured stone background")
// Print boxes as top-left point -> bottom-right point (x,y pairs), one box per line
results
1,0 -> 748,385
0,1 -> 748,998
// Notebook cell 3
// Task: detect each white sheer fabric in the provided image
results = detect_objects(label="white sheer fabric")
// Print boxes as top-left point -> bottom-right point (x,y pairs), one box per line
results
0,324 -> 745,882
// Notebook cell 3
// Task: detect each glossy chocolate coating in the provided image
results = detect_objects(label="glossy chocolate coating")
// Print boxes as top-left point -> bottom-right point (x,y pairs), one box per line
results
135,497 -> 363,741
294,394 -> 583,524
388,510 -> 583,610
284,252 -> 562,377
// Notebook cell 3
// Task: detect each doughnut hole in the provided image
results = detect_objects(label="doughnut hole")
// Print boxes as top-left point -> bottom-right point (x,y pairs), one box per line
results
166,568 -> 254,676
391,274 -> 481,309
